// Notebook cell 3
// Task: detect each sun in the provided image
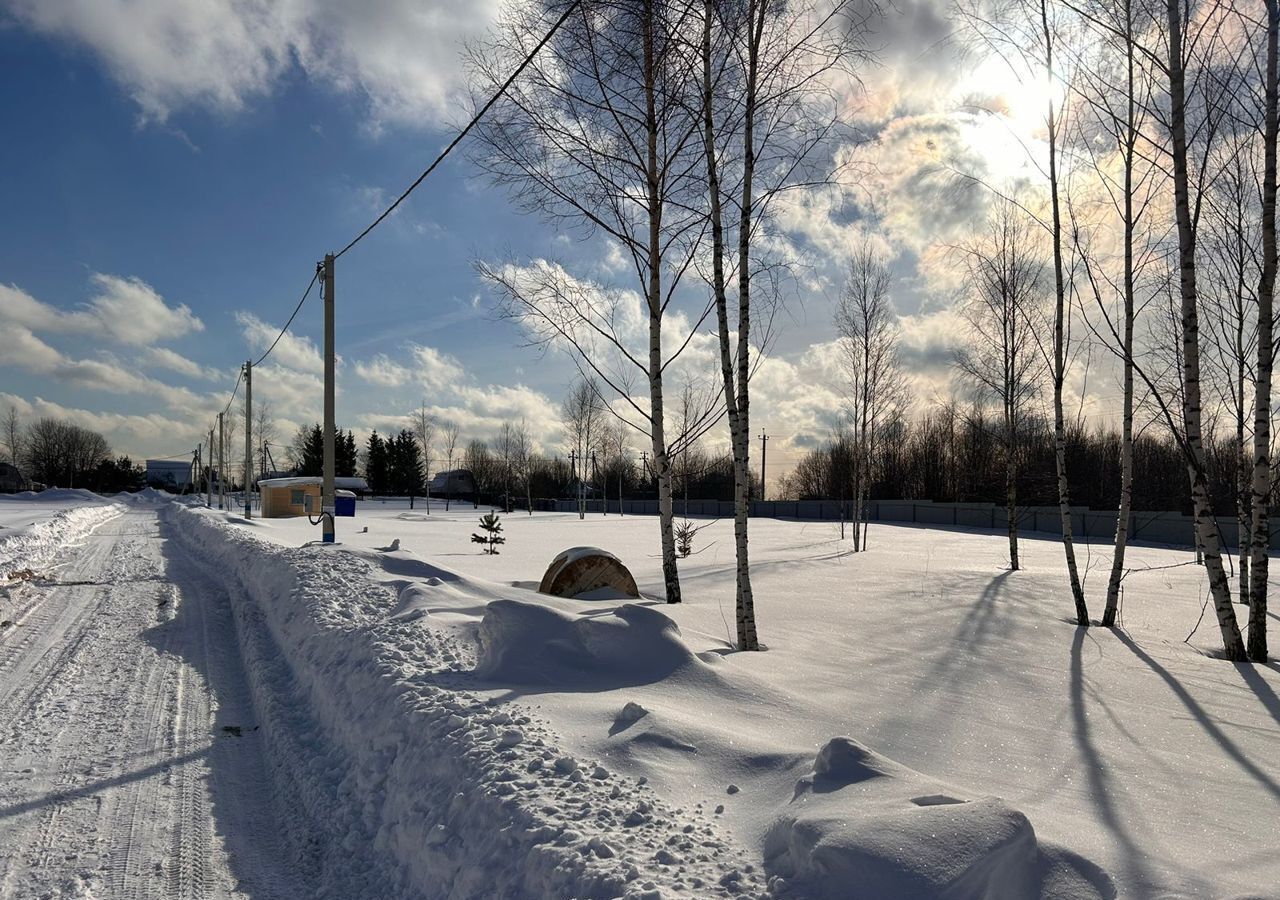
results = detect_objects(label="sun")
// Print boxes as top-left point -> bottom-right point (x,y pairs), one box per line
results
953,54 -> 1067,138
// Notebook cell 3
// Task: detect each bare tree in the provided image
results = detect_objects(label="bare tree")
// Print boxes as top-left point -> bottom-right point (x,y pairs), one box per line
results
410,401 -> 436,512
1068,0 -> 1164,627
1201,134 -> 1261,604
835,241 -> 906,552
959,0 -> 1090,622
1159,0 -> 1247,659
561,376 -> 605,519
955,203 -> 1048,571
514,418 -> 534,514
495,421 -> 519,512
22,418 -> 110,488
1248,0 -> 1279,662
2,405 -> 21,467
471,0 -> 709,602
252,398 -> 278,484
441,419 -> 461,511
693,0 -> 874,647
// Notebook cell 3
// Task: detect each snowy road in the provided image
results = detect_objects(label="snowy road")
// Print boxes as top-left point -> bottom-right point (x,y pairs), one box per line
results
0,507 -> 296,900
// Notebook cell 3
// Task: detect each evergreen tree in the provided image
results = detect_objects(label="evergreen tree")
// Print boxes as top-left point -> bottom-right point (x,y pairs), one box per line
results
366,431 -> 389,495
339,429 -> 358,478
389,430 -> 424,501
471,512 -> 505,554
300,424 -> 324,477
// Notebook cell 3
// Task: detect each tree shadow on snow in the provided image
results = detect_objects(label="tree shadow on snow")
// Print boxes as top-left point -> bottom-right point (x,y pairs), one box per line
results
1069,627 -> 1162,895
1231,659 -> 1280,727
1113,631 -> 1280,804
0,748 -> 206,824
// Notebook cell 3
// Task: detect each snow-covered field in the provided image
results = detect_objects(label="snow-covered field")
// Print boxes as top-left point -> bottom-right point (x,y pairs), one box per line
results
3,491 -> 1278,898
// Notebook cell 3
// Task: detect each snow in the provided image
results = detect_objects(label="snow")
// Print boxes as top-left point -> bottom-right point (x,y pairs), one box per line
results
218,498 -> 1280,898
4,492 -> 1279,898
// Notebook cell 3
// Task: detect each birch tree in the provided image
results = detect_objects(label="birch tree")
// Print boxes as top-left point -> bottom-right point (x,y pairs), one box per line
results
835,241 -> 906,552
441,419 -> 461,511
1161,0 -> 1246,659
471,0 -> 709,602
410,402 -> 435,512
693,0 -> 872,646
1068,0 -> 1163,627
955,203 -> 1048,571
1248,0 -> 1278,663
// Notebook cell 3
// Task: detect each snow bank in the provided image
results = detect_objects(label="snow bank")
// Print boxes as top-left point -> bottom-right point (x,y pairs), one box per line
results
0,499 -> 120,580
4,487 -> 104,503
765,738 -> 1113,900
476,599 -> 705,688
170,505 -> 762,899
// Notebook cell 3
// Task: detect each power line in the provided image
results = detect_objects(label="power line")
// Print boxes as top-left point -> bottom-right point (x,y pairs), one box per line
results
333,0 -> 582,260
220,366 -> 244,417
253,267 -> 321,368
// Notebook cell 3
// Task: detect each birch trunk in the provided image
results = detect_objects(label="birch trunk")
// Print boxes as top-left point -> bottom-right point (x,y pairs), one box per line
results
644,4 -> 680,604
732,0 -> 765,649
1007,417 -> 1020,570
1166,0 -> 1246,660
1104,4 -> 1139,626
1041,0 -> 1088,625
699,0 -> 757,646
1248,0 -> 1279,663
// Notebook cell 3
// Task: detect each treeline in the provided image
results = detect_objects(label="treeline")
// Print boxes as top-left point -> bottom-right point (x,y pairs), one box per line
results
355,420 -> 753,508
780,404 -> 1270,517
3,413 -> 143,493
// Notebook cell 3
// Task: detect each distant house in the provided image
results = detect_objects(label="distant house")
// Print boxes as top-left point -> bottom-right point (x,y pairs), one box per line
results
146,459 -> 192,490
259,476 -> 369,518
428,469 -> 476,498
0,462 -> 28,493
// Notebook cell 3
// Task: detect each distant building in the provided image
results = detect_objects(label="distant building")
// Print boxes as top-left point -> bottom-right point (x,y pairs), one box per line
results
145,459 -> 192,490
0,462 -> 28,493
429,469 -> 476,497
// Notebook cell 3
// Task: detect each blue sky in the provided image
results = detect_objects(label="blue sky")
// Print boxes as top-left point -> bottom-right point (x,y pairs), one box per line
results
0,0 -> 1033,481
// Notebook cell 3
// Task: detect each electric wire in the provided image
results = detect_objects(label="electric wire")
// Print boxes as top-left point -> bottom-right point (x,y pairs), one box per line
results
253,267 -> 321,368
333,0 -> 581,260
195,0 -> 579,479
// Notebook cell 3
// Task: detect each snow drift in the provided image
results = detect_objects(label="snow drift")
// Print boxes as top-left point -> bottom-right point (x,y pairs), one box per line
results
476,599 -> 705,688
169,505 -> 760,899
765,737 -> 1113,900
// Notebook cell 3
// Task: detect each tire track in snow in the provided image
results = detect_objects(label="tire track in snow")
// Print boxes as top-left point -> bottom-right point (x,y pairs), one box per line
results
0,508 -> 301,900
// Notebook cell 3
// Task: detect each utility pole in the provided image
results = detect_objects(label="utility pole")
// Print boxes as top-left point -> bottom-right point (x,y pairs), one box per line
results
321,255 -> 336,543
207,428 -> 214,507
217,412 -> 225,510
192,446 -> 200,499
759,431 -> 770,502
243,360 -> 253,518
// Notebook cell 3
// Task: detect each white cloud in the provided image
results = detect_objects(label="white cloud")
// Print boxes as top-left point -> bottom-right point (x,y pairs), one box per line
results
140,347 -> 224,381
6,0 -> 500,129
0,275 -> 201,346
0,321 -> 202,405
83,274 -> 203,344
0,392 -> 205,461
354,353 -> 411,387
235,311 -> 326,375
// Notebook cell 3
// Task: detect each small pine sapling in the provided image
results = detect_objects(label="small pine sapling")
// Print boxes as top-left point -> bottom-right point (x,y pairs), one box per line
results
472,512 -> 506,555
675,519 -> 701,558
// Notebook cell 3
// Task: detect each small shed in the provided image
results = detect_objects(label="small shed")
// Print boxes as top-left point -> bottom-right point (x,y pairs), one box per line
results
259,476 -> 367,518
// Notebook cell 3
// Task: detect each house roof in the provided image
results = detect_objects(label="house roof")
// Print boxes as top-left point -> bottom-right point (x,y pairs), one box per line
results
259,476 -> 370,490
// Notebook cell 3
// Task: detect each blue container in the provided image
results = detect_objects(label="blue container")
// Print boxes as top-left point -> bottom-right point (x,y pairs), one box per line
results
335,493 -> 356,518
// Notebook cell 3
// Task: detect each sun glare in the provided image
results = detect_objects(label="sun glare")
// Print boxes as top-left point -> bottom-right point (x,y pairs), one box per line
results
954,55 -> 1067,138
